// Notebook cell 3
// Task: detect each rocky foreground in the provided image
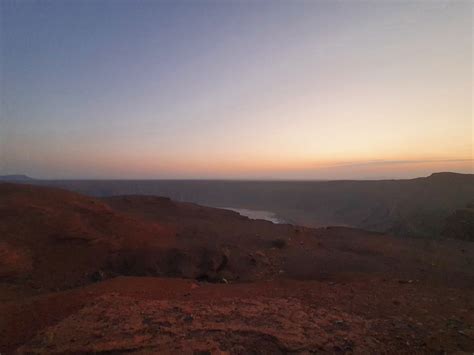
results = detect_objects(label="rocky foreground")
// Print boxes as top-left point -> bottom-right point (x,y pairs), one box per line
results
0,183 -> 473,353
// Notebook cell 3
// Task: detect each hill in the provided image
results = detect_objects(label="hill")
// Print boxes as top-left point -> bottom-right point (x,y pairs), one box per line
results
0,183 -> 174,290
0,183 -> 473,353
17,172 -> 474,238
0,174 -> 35,182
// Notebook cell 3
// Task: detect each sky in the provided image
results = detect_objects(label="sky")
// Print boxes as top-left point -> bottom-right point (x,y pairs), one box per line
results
0,0 -> 472,179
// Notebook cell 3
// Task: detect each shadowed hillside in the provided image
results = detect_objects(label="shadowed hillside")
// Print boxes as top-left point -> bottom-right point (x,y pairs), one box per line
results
5,172 -> 474,239
443,202 -> 474,242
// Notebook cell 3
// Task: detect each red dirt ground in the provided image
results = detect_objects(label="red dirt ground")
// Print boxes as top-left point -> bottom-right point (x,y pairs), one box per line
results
1,183 -> 473,353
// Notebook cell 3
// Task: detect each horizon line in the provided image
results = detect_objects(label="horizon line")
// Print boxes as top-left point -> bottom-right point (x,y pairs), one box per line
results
1,171 -> 472,183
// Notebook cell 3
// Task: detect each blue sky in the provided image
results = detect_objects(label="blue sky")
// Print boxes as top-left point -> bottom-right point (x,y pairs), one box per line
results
1,0 -> 472,179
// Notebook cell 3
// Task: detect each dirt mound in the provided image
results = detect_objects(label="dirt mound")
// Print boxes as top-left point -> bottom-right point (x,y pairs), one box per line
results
0,183 -> 176,290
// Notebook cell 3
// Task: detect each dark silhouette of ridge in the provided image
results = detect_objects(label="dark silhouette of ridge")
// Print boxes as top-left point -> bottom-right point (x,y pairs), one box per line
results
0,174 -> 35,182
